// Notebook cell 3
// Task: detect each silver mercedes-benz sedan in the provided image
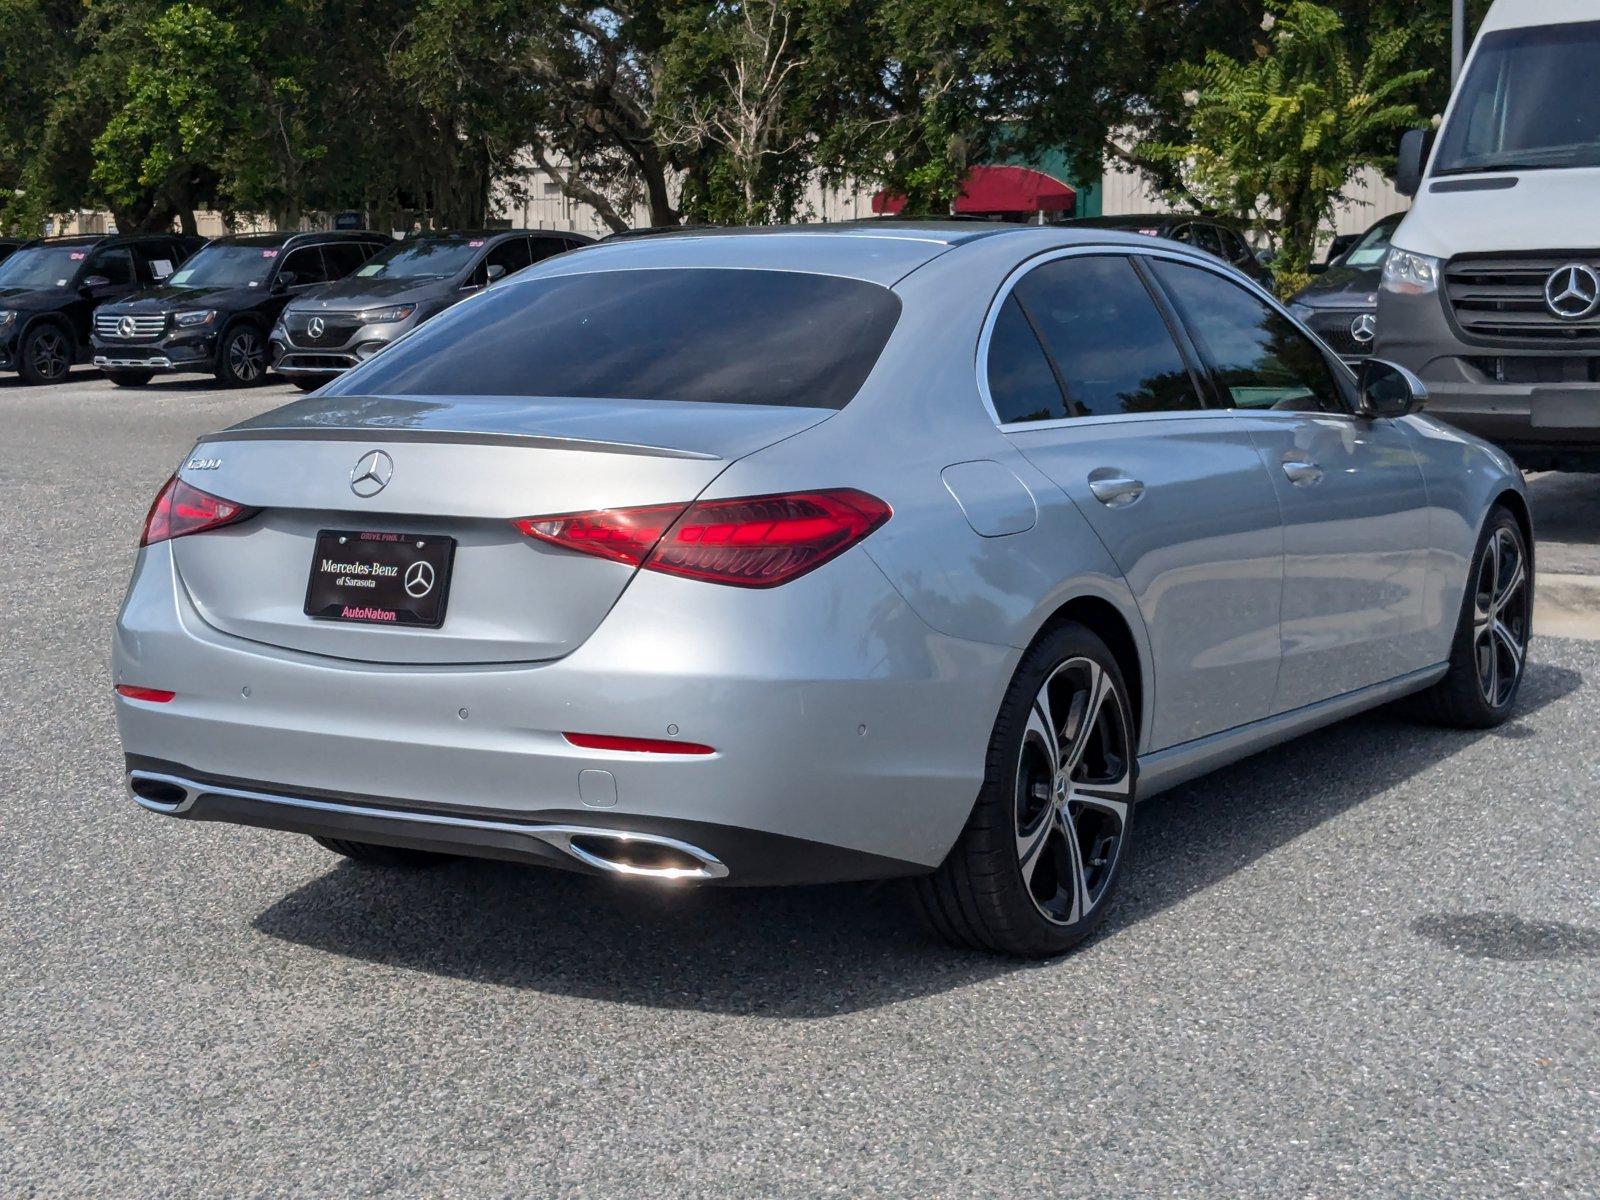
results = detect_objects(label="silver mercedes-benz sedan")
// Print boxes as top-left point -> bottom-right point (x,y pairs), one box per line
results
114,223 -> 1532,957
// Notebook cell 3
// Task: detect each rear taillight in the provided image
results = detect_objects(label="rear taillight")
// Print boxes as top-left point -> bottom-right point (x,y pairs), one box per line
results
514,489 -> 891,588
141,476 -> 258,547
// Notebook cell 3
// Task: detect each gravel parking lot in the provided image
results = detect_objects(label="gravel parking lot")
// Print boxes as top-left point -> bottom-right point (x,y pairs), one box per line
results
3,374 -> 1598,1198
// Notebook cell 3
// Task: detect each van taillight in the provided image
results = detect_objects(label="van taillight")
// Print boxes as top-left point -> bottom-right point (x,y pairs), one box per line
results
513,489 -> 891,587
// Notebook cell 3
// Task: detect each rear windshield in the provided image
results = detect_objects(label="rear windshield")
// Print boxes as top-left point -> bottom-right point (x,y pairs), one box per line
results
322,267 -> 902,409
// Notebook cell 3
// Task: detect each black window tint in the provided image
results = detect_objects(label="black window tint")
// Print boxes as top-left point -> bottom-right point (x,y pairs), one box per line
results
323,268 -> 902,409
1151,260 -> 1346,413
86,247 -> 134,286
529,237 -> 570,265
1191,224 -> 1225,257
487,236 -> 534,275
321,243 -> 370,278
280,246 -> 330,285
987,295 -> 1068,424
1220,229 -> 1252,264
1014,256 -> 1201,417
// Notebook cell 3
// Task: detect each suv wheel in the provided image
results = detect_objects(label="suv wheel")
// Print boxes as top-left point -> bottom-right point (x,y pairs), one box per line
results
19,324 -> 73,385
215,324 -> 266,387
104,368 -> 154,388
915,623 -> 1136,958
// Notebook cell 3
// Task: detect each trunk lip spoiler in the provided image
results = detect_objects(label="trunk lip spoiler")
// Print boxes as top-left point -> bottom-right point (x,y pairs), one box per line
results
194,426 -> 723,461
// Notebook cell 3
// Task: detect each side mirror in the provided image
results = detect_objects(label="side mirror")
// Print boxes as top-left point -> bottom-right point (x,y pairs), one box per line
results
272,271 -> 297,292
1396,128 -> 1435,198
1357,357 -> 1428,419
80,275 -> 112,292
485,263 -> 507,283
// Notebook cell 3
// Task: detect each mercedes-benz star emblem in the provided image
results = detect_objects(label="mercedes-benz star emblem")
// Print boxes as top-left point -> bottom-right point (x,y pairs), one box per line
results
1349,313 -> 1377,345
404,560 -> 436,598
308,316 -> 325,340
349,449 -> 394,498
118,315 -> 136,339
1545,263 -> 1600,321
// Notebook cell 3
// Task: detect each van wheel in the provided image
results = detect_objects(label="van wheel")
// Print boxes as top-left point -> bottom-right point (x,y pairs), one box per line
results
18,324 -> 74,385
104,369 -> 154,387
915,623 -> 1136,958
1418,506 -> 1532,728
214,324 -> 266,387
312,836 -> 455,868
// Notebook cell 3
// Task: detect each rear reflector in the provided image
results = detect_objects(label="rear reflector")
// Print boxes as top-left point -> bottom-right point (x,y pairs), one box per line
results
141,475 -> 259,547
564,732 -> 715,755
515,489 -> 891,587
115,685 -> 175,703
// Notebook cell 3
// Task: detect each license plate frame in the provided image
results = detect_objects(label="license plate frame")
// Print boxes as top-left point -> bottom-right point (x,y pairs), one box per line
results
304,530 -> 456,628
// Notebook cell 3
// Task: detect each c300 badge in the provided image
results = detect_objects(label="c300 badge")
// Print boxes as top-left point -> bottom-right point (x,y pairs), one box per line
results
186,456 -> 223,471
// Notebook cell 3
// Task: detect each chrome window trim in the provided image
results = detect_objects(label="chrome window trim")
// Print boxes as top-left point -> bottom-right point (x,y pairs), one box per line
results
975,243 -> 1360,431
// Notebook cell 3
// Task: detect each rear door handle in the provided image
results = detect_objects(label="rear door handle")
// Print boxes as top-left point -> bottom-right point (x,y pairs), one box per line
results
1281,460 -> 1324,486
1088,474 -> 1145,508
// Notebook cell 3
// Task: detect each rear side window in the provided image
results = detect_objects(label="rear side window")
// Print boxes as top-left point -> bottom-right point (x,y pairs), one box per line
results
321,242 -> 372,278
325,268 -> 902,409
986,295 -> 1069,424
279,245 -> 330,286
1012,256 -> 1202,417
1150,259 -> 1346,413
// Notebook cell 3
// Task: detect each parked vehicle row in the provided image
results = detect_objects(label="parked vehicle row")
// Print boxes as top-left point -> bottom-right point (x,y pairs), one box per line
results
0,227 -> 592,389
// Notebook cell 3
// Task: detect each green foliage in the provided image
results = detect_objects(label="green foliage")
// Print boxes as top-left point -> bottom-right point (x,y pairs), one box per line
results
1143,1 -> 1431,287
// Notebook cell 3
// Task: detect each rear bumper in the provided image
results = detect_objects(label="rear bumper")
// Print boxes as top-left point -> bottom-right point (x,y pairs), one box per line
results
113,542 -> 1013,883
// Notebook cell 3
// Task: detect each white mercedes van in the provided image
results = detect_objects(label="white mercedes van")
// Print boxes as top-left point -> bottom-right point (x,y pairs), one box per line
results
1376,0 -> 1600,472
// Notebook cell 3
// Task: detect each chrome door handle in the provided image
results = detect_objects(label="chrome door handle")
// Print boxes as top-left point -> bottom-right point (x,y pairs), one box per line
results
1281,460 -> 1324,486
1088,475 -> 1145,508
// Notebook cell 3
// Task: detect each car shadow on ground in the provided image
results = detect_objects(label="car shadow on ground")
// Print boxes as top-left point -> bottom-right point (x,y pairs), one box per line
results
253,660 -> 1583,1018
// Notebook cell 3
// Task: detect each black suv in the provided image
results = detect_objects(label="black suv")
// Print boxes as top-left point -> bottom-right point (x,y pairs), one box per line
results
271,229 -> 590,389
1057,214 -> 1273,286
92,230 -> 388,387
0,233 -> 202,384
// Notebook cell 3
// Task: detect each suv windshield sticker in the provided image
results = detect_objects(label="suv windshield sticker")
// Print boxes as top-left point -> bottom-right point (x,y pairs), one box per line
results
261,249 -> 279,258
469,240 -> 485,247
69,252 -> 86,261
151,259 -> 174,279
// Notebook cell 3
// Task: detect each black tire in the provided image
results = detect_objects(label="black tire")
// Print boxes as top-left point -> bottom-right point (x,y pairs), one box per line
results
17,323 -> 74,385
288,377 -> 321,392
1417,505 -> 1532,729
915,622 -> 1137,958
312,836 -> 455,868
213,323 -> 268,387
104,368 -> 154,387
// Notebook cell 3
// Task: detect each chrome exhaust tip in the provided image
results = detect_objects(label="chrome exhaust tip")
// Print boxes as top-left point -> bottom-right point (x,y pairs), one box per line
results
547,829 -> 730,882
128,771 -> 199,812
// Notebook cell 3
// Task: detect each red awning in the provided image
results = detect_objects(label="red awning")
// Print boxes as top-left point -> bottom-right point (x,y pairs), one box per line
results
872,165 -> 1076,217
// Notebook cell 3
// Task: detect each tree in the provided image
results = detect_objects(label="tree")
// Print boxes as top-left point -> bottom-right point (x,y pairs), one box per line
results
1142,1 -> 1429,293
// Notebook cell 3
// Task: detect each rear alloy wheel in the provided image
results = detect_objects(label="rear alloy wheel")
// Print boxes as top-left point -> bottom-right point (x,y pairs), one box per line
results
104,368 -> 154,387
312,837 -> 456,868
19,324 -> 73,385
916,624 -> 1136,957
215,325 -> 266,387
1419,506 -> 1531,728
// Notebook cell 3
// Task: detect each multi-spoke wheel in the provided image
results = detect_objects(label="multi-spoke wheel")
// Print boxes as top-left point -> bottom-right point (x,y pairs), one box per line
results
1420,506 -> 1532,728
916,623 -> 1137,957
215,325 -> 266,387
19,324 -> 73,385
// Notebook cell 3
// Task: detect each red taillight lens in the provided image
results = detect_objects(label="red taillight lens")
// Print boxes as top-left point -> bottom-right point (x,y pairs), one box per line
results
514,489 -> 891,588
564,732 -> 715,755
115,685 -> 175,703
141,476 -> 258,547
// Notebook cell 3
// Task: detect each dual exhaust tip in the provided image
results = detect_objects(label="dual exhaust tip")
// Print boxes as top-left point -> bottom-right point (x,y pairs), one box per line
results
127,771 -> 729,882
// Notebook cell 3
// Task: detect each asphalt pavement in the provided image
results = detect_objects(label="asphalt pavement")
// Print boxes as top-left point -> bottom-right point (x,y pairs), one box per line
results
2,374 -> 1597,1198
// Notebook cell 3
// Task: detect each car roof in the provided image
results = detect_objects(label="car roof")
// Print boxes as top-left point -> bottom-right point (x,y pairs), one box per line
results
210,231 -> 388,248
534,221 -> 1216,287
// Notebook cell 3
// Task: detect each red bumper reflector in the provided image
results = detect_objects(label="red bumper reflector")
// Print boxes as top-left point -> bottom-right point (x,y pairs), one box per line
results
564,732 -> 715,756
115,685 -> 176,703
